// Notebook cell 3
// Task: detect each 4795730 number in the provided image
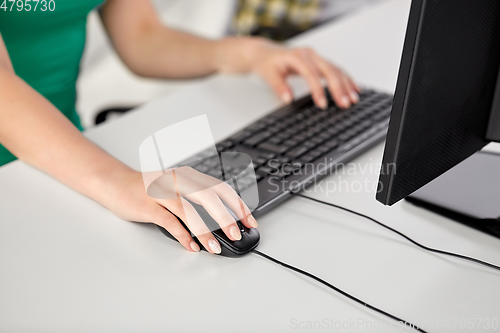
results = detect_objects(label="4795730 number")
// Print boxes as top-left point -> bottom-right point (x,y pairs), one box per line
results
1,0 -> 55,11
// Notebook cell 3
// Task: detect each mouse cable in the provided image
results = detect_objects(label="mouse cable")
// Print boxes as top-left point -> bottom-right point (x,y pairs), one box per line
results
293,193 -> 500,272
251,249 -> 427,333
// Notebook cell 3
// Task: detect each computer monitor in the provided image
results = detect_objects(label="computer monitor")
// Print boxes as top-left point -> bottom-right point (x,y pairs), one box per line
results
376,0 -> 500,225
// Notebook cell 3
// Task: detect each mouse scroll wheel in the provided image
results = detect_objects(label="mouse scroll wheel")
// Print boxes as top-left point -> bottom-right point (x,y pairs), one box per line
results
237,221 -> 245,232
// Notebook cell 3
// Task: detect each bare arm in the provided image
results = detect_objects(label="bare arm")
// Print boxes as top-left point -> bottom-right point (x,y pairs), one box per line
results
0,33 -> 256,254
100,0 -> 220,79
0,33 -> 128,198
100,0 -> 361,109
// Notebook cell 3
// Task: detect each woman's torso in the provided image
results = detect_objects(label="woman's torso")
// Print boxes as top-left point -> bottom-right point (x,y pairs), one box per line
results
0,0 -> 104,166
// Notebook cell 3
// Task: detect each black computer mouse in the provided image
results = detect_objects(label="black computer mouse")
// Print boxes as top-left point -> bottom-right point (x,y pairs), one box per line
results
158,204 -> 260,257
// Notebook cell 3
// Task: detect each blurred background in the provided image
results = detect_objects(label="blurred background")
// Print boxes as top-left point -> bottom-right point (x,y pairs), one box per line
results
77,0 -> 383,128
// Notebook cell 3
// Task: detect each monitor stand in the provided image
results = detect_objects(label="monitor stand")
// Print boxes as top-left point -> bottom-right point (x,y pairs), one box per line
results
406,151 -> 500,238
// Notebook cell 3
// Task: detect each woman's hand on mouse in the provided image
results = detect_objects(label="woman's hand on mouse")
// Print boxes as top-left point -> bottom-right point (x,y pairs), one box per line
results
213,37 -> 361,110
97,167 -> 257,254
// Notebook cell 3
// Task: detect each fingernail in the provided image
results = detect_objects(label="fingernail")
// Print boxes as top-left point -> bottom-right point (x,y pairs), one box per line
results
190,241 -> 200,252
208,239 -> 221,254
350,91 -> 359,104
318,96 -> 328,109
229,225 -> 242,241
341,96 -> 351,108
282,92 -> 292,104
248,216 -> 259,228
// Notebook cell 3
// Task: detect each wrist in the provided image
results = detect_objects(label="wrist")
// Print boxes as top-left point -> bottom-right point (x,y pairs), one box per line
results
84,161 -> 138,208
213,36 -> 270,74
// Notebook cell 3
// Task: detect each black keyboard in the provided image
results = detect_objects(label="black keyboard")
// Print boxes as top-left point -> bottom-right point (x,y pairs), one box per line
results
184,89 -> 392,215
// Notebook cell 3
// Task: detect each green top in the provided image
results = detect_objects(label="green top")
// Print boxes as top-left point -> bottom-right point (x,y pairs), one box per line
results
0,0 -> 104,166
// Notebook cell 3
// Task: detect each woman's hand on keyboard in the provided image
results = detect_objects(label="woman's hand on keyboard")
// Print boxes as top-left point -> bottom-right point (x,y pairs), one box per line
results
214,37 -> 361,109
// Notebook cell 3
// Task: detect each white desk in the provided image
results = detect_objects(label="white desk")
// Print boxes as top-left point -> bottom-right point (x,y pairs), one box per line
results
1,1 -> 499,332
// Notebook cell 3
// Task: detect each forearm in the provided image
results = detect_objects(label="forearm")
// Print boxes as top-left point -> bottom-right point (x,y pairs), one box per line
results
120,26 -> 222,79
0,68 -> 132,204
113,31 -> 269,80
101,0 -> 268,79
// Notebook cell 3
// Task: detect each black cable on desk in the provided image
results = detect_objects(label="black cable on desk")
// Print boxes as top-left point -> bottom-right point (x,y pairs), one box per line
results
294,193 -> 500,272
250,192 -> 499,333
252,249 -> 428,333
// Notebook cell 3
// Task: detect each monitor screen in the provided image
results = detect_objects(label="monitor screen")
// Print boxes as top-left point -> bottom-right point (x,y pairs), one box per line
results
377,0 -> 500,205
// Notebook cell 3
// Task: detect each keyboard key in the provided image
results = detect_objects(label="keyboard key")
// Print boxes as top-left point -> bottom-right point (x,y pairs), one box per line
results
351,123 -> 369,135
292,123 -> 308,132
325,139 -> 340,150
278,156 -> 291,164
284,139 -> 299,147
287,145 -> 310,158
360,119 -> 374,128
223,165 -> 235,174
311,137 -> 325,145
267,127 -> 281,135
254,157 -> 268,166
303,130 -> 316,138
300,154 -> 316,163
259,152 -> 276,160
317,122 -> 330,130
275,122 -> 288,130
319,132 -> 331,140
194,164 -> 210,173
202,157 -> 219,168
277,132 -> 290,140
339,129 -> 357,142
237,179 -> 255,191
317,145 -> 331,154
207,169 -> 223,179
268,137 -> 282,145
294,133 -> 308,142
263,117 -> 278,125
310,149 -> 324,159
267,159 -> 282,169
247,123 -> 267,132
226,166 -> 244,177
257,166 -> 275,175
306,119 -> 316,126
339,118 -> 355,128
283,165 -> 298,174
244,131 -> 273,146
326,127 -> 341,136
293,113 -> 306,120
309,126 -> 323,134
221,140 -> 234,148
258,143 -> 288,155
231,131 -> 253,143
274,171 -> 289,179
349,113 -> 365,123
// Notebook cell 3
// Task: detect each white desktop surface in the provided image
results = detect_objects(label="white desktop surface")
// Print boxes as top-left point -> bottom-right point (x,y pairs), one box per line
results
1,1 -> 500,332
